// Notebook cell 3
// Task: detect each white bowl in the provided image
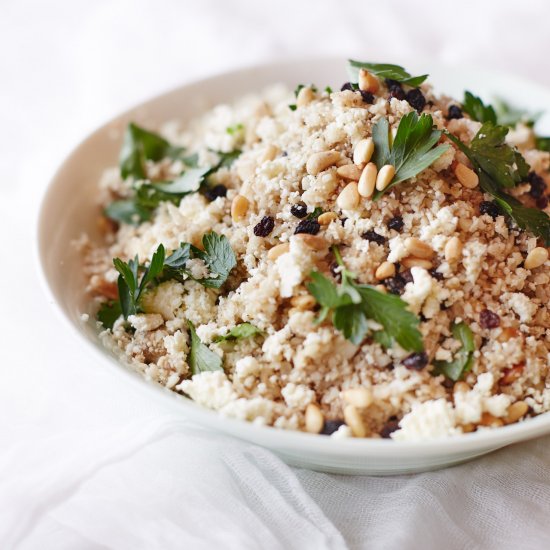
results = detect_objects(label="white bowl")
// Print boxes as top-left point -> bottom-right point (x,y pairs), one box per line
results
37,58 -> 550,475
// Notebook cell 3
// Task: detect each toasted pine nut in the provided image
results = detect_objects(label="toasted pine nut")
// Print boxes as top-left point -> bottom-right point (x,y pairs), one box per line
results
317,212 -> 338,225
260,144 -> 278,163
524,247 -> 548,270
358,162 -> 378,198
445,236 -> 463,263
358,69 -> 379,94
479,413 -> 504,428
400,257 -> 434,270
461,423 -> 476,433
337,164 -> 362,181
500,365 -> 524,385
504,401 -> 529,424
404,237 -> 435,259
375,261 -> 396,280
343,405 -> 368,437
267,242 -> 289,261
353,138 -> 375,166
336,182 -> 360,210
375,284 -> 387,293
453,381 -> 470,394
305,404 -> 324,433
296,86 -> 315,108
454,163 -> 479,189
293,233 -> 327,250
375,164 -> 396,191
306,150 -> 340,175
290,294 -> 317,309
342,387 -> 373,409
231,194 -> 249,222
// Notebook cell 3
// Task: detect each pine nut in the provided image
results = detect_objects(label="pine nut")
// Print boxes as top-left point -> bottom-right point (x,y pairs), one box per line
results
343,405 -> 368,437
358,69 -> 379,94
337,164 -> 362,181
461,423 -> 476,433
336,181 -> 360,210
375,261 -> 396,280
500,365 -> 524,385
358,162 -> 378,198
231,194 -> 249,222
290,294 -> 317,309
400,257 -> 434,270
454,163 -> 479,189
404,237 -> 435,259
353,138 -> 374,166
267,242 -> 289,261
504,401 -> 529,424
305,404 -> 324,433
342,387 -> 373,408
375,284 -> 387,293
375,164 -> 396,191
453,381 -> 470,394
260,144 -> 278,163
444,236 -> 463,263
524,247 -> 548,270
317,212 -> 338,225
296,86 -> 315,107
478,412 -> 504,428
306,150 -> 340,175
293,233 -> 327,250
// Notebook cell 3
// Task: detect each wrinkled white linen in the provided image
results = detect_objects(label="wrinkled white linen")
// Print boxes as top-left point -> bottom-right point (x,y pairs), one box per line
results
2,1 -> 550,548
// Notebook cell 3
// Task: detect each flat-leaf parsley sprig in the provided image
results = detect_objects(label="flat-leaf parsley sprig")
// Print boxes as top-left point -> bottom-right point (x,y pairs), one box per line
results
446,123 -> 550,245
371,111 -> 450,199
97,231 -> 237,329
306,246 -> 424,351
347,60 -> 428,88
433,322 -> 475,381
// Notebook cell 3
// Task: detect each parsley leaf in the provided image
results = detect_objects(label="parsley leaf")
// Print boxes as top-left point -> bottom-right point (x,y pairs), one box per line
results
307,247 -> 423,350
98,232 -> 237,328
433,322 -> 475,381
348,60 -> 428,87
535,136 -> 550,152
213,323 -> 263,343
190,232 -> 237,288
307,207 -> 324,220
119,123 -> 185,180
107,147 -> 241,226
493,97 -> 541,128
188,321 -> 223,374
372,112 -> 449,199
446,123 -> 550,244
226,123 -> 243,135
462,91 -> 497,124
97,300 -> 123,330
114,244 -> 165,319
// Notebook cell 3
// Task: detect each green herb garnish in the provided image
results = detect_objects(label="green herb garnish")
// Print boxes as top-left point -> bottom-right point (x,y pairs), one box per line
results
446,123 -> 550,244
289,84 -> 318,110
493,97 -> 541,128
214,323 -> 263,343
348,60 -> 428,87
107,142 -> 241,226
97,300 -> 123,330
226,123 -> 244,135
119,123 -> 185,180
307,246 -> 424,350
462,91 -> 497,125
97,232 -> 236,328
307,207 -> 324,220
188,321 -> 223,374
371,111 -> 449,199
433,322 -> 475,381
189,232 -> 237,289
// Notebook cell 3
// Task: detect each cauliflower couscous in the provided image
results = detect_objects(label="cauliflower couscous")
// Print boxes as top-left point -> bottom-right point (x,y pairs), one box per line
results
81,60 -> 550,441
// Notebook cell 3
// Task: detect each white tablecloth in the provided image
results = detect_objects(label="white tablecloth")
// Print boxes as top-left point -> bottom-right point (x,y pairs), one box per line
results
2,1 -> 550,548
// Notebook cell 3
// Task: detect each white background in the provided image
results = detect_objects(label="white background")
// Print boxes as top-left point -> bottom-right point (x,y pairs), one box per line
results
2,1 -> 550,548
